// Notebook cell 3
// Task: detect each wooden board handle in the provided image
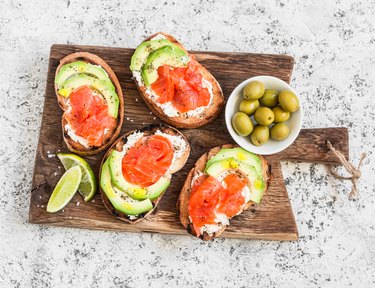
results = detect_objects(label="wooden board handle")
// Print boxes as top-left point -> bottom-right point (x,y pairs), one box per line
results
272,127 -> 349,164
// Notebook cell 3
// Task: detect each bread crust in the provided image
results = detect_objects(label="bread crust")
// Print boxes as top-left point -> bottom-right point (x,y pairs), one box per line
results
55,52 -> 124,156
99,124 -> 190,224
177,144 -> 269,240
133,32 -> 224,129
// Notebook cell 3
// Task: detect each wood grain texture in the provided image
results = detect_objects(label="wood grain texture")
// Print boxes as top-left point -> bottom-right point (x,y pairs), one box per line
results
29,44 -> 348,240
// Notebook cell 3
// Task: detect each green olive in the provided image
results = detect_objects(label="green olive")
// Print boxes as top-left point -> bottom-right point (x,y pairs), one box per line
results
250,125 -> 269,146
259,89 -> 278,108
239,99 -> 259,115
272,106 -> 290,122
254,107 -> 274,126
232,112 -> 254,136
270,123 -> 290,141
278,90 -> 300,112
243,81 -> 265,100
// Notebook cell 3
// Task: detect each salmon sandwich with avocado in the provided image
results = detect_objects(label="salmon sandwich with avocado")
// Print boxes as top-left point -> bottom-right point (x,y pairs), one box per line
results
55,52 -> 124,155
100,124 -> 190,223
130,32 -> 224,129
178,145 -> 269,240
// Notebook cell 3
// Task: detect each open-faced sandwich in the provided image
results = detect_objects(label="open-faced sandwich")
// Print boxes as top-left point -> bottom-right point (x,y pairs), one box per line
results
178,145 -> 269,240
55,52 -> 124,155
130,32 -> 224,129
100,124 -> 190,223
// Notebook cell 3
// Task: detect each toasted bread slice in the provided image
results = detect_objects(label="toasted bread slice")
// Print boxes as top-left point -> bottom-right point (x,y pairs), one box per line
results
55,52 -> 124,156
100,124 -> 190,224
132,32 -> 224,129
178,144 -> 269,240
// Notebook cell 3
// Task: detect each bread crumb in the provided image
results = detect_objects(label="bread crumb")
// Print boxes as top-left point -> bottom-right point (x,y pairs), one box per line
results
47,153 -> 55,158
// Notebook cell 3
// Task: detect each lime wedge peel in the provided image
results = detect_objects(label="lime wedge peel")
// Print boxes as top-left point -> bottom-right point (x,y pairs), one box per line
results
57,153 -> 97,202
47,165 -> 82,213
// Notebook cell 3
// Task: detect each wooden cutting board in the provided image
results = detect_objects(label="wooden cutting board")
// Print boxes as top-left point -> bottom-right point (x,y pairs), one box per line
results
29,44 -> 349,240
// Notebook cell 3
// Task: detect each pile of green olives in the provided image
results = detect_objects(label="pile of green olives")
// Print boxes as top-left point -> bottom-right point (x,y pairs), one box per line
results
231,80 -> 300,146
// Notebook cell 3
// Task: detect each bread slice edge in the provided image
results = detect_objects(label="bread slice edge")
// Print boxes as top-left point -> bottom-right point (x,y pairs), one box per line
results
55,52 -> 124,156
177,144 -> 269,240
132,32 -> 224,129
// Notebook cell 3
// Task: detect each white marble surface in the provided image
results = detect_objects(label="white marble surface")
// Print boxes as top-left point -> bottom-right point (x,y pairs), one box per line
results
1,0 -> 374,287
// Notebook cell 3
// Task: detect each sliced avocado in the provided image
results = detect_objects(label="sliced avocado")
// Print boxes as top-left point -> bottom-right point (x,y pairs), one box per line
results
55,61 -> 115,90
130,39 -> 185,71
141,46 -> 189,86
205,147 -> 262,175
146,176 -> 171,200
100,160 -> 153,215
58,74 -> 119,118
206,158 -> 266,203
108,150 -> 171,200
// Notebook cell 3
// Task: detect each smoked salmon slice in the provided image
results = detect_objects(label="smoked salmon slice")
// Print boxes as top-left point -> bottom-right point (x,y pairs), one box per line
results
65,86 -> 117,147
188,175 -> 224,234
122,135 -> 173,187
217,174 -> 247,218
151,61 -> 211,113
188,173 -> 248,235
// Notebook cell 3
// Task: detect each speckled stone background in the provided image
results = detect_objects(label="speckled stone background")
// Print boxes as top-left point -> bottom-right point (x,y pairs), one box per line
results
0,0 -> 374,287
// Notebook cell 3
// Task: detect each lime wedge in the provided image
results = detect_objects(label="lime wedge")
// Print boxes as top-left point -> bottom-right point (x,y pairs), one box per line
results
47,166 -> 82,213
57,153 -> 97,202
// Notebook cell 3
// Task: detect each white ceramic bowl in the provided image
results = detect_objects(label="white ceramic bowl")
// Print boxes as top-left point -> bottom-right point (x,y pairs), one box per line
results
225,76 -> 303,155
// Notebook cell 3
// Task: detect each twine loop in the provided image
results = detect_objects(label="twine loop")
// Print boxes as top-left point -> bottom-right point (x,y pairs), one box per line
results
326,141 -> 366,200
